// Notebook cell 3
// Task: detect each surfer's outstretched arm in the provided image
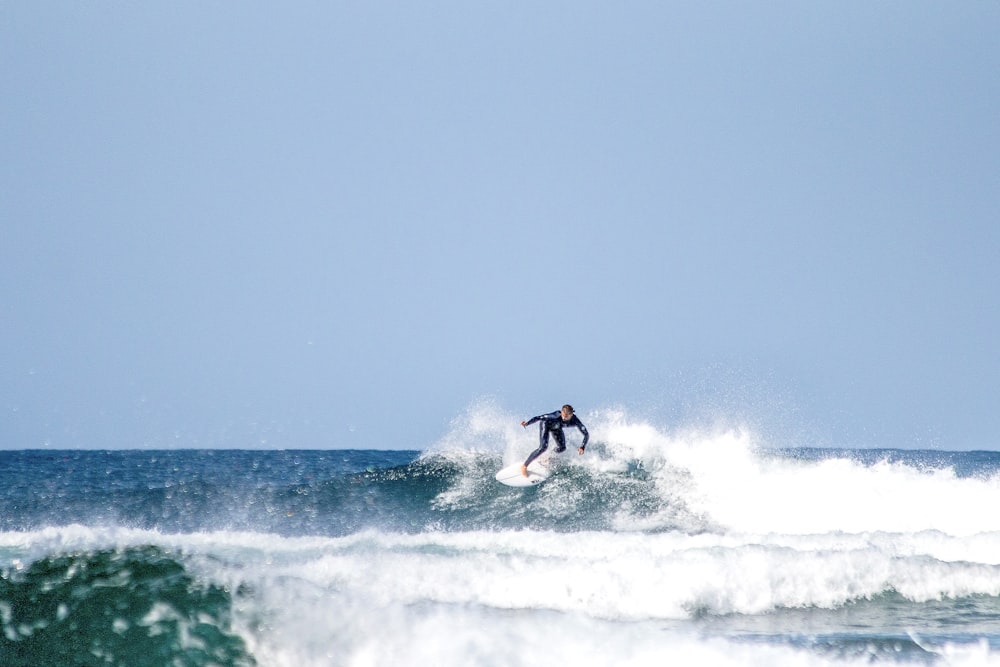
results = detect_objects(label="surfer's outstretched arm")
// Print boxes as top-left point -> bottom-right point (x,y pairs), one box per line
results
521,411 -> 557,429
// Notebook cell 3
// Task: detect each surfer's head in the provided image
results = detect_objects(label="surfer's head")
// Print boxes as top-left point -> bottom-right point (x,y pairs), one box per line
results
561,404 -> 574,419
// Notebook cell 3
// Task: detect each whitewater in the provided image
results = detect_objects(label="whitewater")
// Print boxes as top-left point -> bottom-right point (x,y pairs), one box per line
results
4,407 -> 1000,666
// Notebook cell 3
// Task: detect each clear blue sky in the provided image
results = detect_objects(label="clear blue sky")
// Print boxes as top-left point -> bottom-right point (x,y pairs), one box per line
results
2,3 -> 998,450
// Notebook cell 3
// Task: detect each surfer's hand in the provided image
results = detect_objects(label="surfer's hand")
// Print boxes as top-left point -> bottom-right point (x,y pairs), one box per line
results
520,421 -> 527,428
578,447 -> 585,455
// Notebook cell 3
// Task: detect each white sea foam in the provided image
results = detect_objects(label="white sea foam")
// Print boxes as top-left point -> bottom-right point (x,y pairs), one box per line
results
428,405 -> 1000,537
9,526 -> 1000,618
7,525 -> 1000,666
238,602 -> 908,667
206,527 -> 1000,667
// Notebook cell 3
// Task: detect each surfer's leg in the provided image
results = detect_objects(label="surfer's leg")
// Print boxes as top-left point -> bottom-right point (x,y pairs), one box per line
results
523,429 -> 550,468
552,429 -> 566,453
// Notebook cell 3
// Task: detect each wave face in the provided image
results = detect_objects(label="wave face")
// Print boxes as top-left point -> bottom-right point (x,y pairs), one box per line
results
0,545 -> 253,667
5,410 -> 1000,665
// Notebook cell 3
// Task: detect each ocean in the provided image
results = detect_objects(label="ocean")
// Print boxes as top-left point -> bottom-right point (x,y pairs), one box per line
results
4,411 -> 1000,666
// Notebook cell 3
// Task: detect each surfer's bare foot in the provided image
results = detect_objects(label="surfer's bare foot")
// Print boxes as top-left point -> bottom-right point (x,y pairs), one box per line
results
520,464 -> 528,477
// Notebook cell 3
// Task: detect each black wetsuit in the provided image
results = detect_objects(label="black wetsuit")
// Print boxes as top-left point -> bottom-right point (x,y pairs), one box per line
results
523,411 -> 590,467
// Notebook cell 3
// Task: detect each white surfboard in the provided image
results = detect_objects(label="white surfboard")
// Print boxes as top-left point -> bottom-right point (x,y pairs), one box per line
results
495,452 -> 554,487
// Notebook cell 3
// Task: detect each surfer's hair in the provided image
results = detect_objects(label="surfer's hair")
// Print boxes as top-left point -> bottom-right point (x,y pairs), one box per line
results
562,404 -> 574,414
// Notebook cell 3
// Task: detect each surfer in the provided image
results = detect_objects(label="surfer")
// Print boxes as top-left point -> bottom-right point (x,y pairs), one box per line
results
520,404 -> 589,477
